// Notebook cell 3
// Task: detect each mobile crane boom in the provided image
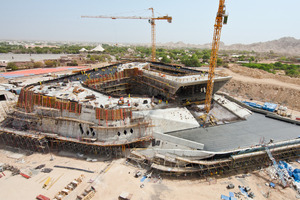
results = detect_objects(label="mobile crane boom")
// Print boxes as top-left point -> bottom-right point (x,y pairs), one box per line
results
204,0 -> 228,114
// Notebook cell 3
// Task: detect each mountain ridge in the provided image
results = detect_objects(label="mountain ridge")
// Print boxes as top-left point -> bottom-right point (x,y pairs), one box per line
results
157,37 -> 300,55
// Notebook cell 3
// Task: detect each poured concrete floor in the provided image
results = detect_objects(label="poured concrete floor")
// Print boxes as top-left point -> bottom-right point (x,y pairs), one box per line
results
167,113 -> 300,152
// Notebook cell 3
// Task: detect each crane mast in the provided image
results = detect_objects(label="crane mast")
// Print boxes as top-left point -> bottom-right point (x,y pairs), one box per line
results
204,0 -> 227,114
81,8 -> 172,62
149,8 -> 156,62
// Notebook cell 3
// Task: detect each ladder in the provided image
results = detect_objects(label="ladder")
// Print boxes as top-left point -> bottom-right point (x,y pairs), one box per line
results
265,146 -> 287,187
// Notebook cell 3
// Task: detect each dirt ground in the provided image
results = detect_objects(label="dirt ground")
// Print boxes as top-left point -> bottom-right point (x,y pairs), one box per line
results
219,64 -> 300,113
0,149 -> 299,200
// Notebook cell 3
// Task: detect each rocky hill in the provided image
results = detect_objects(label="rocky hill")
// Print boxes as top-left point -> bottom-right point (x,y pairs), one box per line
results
158,37 -> 300,55
221,37 -> 300,55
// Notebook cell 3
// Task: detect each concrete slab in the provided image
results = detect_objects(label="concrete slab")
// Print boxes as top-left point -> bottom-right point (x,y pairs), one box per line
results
138,107 -> 199,133
213,94 -> 252,119
168,113 -> 300,152
153,132 -> 204,150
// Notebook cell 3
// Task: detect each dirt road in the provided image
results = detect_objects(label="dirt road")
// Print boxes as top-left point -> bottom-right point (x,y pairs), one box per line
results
219,64 -> 300,112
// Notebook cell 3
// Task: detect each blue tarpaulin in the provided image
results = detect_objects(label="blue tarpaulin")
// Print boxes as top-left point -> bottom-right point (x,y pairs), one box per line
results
278,160 -> 300,182
221,195 -> 230,200
242,101 -> 263,109
242,101 -> 251,106
279,161 -> 294,176
140,176 -> 147,182
222,192 -> 237,200
250,103 -> 262,109
293,169 -> 300,182
243,101 -> 278,111
263,102 -> 278,112
239,187 -> 248,197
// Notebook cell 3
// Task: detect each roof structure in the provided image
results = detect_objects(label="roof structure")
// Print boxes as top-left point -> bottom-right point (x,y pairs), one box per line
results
79,48 -> 87,52
90,45 -> 104,52
168,113 -> 300,152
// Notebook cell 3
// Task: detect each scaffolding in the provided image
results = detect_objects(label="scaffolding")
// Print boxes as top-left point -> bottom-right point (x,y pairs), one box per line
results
0,127 -> 153,157
127,143 -> 300,177
0,130 -> 48,153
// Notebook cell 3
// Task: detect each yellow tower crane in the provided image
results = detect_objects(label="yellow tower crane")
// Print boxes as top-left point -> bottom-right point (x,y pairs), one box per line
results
81,8 -> 172,62
204,0 -> 228,114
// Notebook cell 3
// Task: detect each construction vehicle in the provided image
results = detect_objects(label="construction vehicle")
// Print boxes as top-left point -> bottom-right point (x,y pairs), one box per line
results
82,8 -> 172,62
204,0 -> 228,115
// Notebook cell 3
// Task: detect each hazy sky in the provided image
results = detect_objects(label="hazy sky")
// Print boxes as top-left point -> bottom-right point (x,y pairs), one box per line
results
1,0 -> 299,45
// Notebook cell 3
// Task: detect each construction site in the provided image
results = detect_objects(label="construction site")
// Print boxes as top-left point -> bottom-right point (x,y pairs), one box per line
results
0,1 -> 300,200
0,60 -> 300,199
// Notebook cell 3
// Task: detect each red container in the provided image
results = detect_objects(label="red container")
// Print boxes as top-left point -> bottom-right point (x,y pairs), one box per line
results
36,194 -> 50,200
20,172 -> 31,179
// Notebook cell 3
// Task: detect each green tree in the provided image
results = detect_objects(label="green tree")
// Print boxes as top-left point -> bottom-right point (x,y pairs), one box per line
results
279,56 -> 287,61
274,62 -> 283,68
44,60 -> 56,67
249,56 -> 255,62
90,56 -> 96,62
238,55 -> 246,61
161,55 -> 171,63
217,57 -> 223,66
6,62 -> 18,70
33,62 -> 43,68
72,60 -> 78,66
242,62 -> 300,77
182,54 -> 201,67
202,53 -> 210,62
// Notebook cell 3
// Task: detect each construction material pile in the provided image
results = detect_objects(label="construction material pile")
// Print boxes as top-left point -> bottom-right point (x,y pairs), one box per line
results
2,164 -> 20,175
277,161 -> 300,193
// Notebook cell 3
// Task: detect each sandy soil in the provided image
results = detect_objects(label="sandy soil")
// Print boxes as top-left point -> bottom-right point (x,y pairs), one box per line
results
219,64 -> 300,112
0,149 -> 299,200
